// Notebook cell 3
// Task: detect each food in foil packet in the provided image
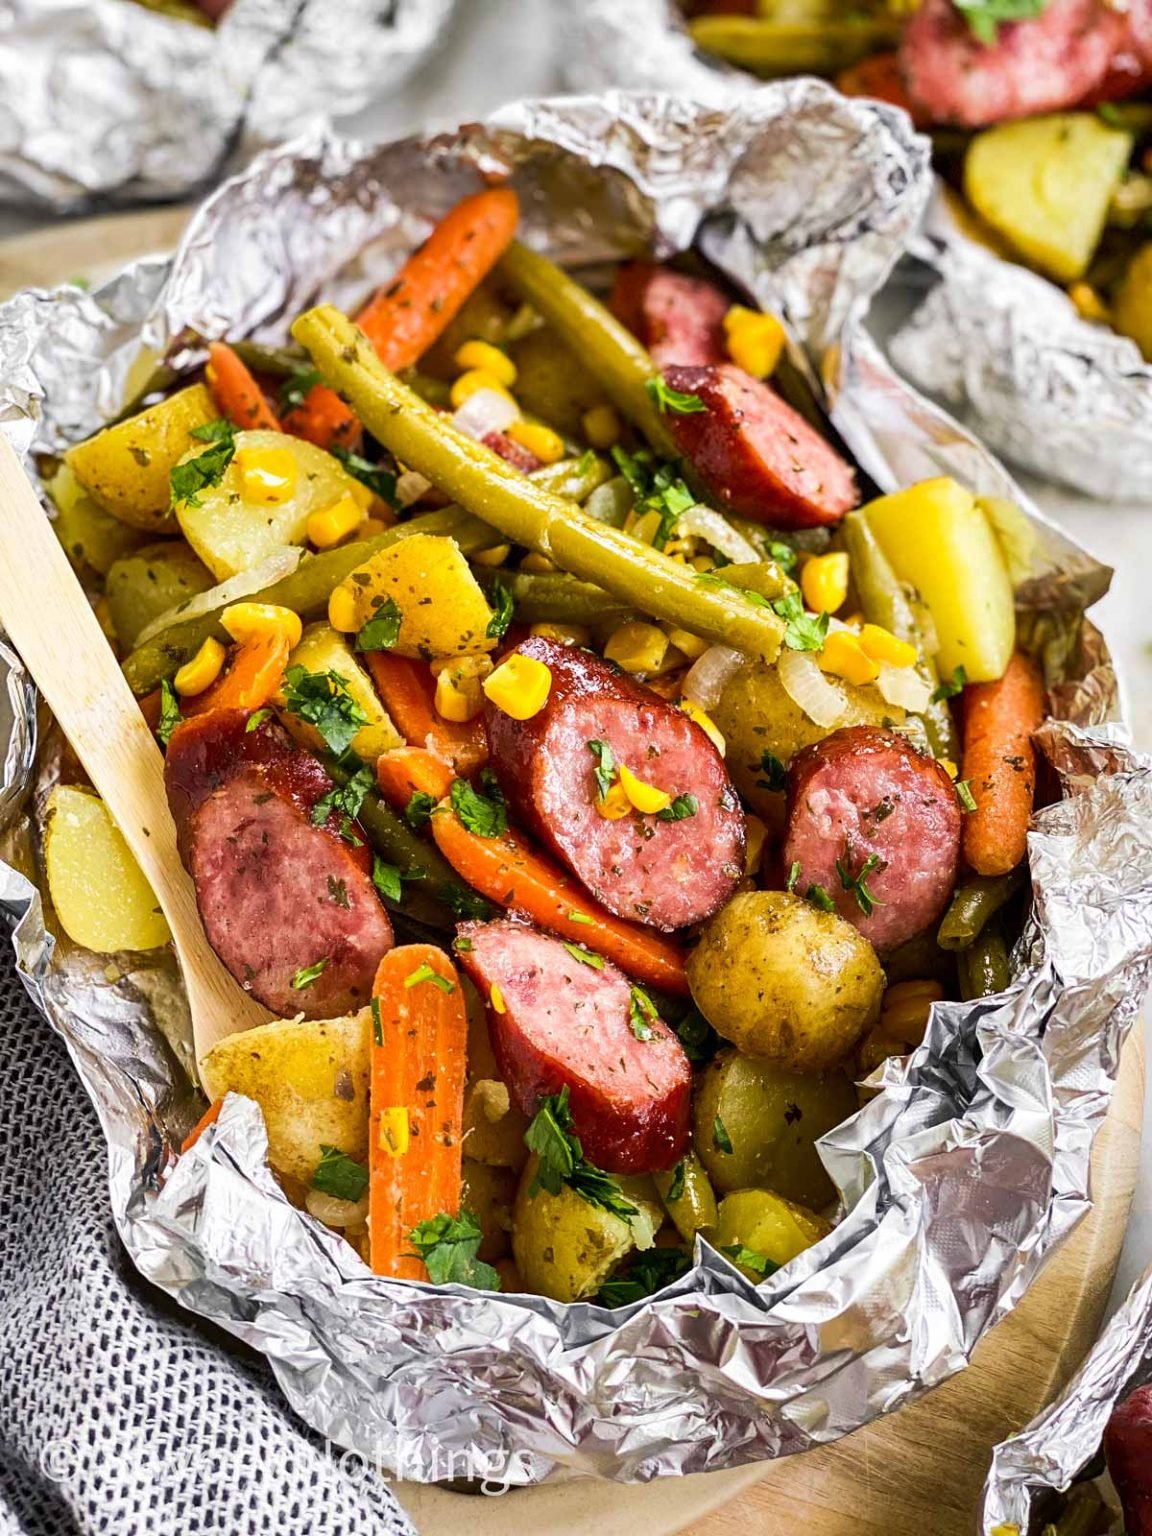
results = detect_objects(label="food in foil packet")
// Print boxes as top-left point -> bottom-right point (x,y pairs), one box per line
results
2,91 -> 1152,1485
558,1 -> 1152,496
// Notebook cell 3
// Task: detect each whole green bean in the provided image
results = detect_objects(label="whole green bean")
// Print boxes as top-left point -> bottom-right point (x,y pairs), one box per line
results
497,242 -> 676,457
530,454 -> 613,504
473,568 -> 632,627
687,15 -> 900,76
840,512 -> 960,762
122,505 -> 495,695
293,306 -> 786,663
957,927 -> 1011,1001
937,868 -> 1026,952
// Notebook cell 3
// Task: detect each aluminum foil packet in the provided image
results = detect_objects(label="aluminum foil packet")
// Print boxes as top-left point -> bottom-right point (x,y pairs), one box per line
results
1,88 -> 1151,1488
0,0 -> 457,211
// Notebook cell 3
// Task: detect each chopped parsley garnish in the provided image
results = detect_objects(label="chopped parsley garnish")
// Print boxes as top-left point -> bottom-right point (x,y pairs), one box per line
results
806,883 -> 836,913
563,942 -> 605,970
354,597 -> 402,653
333,448 -> 399,509
407,1209 -> 500,1289
586,738 -> 617,800
450,775 -> 506,839
673,1008 -> 718,1064
525,1086 -> 638,1221
292,957 -> 328,990
246,707 -> 272,733
404,961 -> 455,993
786,860 -> 801,892
756,751 -> 788,794
280,665 -> 368,756
712,1114 -> 734,1155
597,1245 -> 692,1308
169,419 -> 237,508
371,857 -> 403,903
567,910 -> 594,925
953,0 -> 1049,46
327,875 -> 350,909
311,761 -> 374,829
312,1144 -> 368,1203
610,446 -> 695,551
486,577 -> 514,640
955,778 -> 978,813
645,375 -> 706,415
279,366 -> 323,413
835,850 -> 886,917
930,665 -> 968,704
453,935 -> 474,953
722,1244 -> 778,1280
628,985 -> 660,1042
156,679 -> 183,747
371,996 -> 384,1046
405,790 -> 436,829
656,793 -> 697,823
666,1160 -> 686,1204
771,589 -> 830,653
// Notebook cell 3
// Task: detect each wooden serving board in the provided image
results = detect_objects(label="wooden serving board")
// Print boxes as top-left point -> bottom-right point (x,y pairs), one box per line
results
1,213 -> 1145,1536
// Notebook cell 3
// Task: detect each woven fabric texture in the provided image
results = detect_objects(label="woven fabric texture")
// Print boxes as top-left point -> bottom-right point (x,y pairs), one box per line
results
0,948 -> 414,1536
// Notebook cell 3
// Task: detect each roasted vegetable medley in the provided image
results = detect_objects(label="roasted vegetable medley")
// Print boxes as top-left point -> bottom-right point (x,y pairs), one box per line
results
687,0 -> 1152,357
42,182 -> 1048,1304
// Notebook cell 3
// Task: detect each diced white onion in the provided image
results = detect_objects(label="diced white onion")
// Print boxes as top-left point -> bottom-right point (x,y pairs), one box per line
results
682,644 -> 744,711
675,504 -> 759,564
133,547 -> 303,648
396,469 -> 432,508
304,1189 -> 369,1229
451,387 -> 519,442
778,647 -> 847,728
875,663 -> 932,713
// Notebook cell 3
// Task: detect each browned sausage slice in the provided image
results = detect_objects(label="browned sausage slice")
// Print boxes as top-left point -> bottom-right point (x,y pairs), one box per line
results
165,710 -> 393,1018
455,918 -> 691,1173
783,726 -> 961,952
610,262 -> 730,368
483,636 -> 745,931
662,364 -> 859,529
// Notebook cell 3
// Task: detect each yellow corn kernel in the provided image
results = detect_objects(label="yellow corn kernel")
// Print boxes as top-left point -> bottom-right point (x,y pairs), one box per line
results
471,543 -> 511,568
841,612 -> 863,630
434,668 -> 486,723
940,758 -> 959,780
691,555 -> 715,573
307,492 -> 365,550
235,445 -> 298,505
529,622 -> 590,646
618,762 -> 672,815
744,813 -> 767,877
454,339 -> 517,388
1068,282 -> 1110,325
450,368 -> 515,410
378,1107 -> 410,1158
519,552 -> 555,574
174,636 -> 226,697
596,782 -> 632,821
603,621 -> 670,675
723,306 -> 786,379
800,551 -> 850,615
489,983 -> 507,1015
327,584 -> 358,634
507,419 -> 565,465
221,602 -> 303,650
858,623 -> 918,669
679,698 -> 726,756
482,653 -> 553,720
582,404 -> 622,449
818,630 -> 880,686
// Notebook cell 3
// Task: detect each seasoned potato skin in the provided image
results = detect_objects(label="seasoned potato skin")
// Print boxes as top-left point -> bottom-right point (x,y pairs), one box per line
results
333,532 -> 496,661
49,464 -> 150,575
687,891 -> 884,1071
508,326 -> 607,440
692,1048 -> 858,1206
105,541 -> 214,652
713,1188 -> 831,1280
461,1159 -> 516,1264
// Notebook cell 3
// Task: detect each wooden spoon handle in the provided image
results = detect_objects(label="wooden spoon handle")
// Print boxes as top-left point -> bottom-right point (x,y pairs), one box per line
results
0,434 -> 266,1059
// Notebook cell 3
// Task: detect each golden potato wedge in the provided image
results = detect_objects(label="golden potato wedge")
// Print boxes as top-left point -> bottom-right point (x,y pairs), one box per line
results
175,430 -> 363,580
199,1011 -> 371,1185
48,464 -> 151,575
66,384 -> 218,531
713,1188 -> 831,1281
510,1160 -> 662,1303
276,622 -> 403,762
105,542 -> 215,652
43,785 -> 171,952
331,533 -> 496,660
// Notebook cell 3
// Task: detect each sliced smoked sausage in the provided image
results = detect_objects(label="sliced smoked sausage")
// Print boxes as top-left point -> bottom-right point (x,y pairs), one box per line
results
610,262 -> 730,368
165,710 -> 393,1018
483,636 -> 745,931
455,918 -> 691,1173
662,364 -> 859,529
783,725 -> 961,953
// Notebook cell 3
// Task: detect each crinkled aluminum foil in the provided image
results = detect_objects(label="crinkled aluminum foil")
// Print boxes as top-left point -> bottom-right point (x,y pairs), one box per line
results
1,89 -> 1151,1487
557,2 -> 1152,501
0,0 -> 457,211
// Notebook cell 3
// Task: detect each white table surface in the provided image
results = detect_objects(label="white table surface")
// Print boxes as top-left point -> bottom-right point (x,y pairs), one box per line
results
2,0 -> 1149,1317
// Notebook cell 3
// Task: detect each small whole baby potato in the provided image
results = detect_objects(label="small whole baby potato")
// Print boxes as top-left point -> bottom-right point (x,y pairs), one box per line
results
693,1049 -> 857,1206
713,1188 -> 831,1281
687,890 -> 884,1071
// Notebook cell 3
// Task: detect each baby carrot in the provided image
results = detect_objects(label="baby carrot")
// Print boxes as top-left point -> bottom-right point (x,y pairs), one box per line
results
205,342 -> 282,432
183,632 -> 292,717
960,650 -> 1046,877
376,746 -> 455,809
368,945 -> 468,1281
365,652 -> 488,775
282,383 -> 361,452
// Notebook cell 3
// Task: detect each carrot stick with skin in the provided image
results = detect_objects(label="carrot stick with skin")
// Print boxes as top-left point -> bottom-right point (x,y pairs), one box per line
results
282,383 -> 361,453
205,342 -> 282,432
368,944 -> 468,1280
183,632 -> 292,717
961,650 -> 1046,877
366,652 -> 488,775
376,746 -> 455,809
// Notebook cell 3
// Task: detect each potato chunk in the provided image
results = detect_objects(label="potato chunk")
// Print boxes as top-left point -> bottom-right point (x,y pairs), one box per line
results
964,113 -> 1132,283
331,533 -> 496,660
44,785 -> 171,952
48,464 -> 151,575
105,542 -> 215,651
713,1188 -> 831,1281
277,622 -> 403,762
510,1160 -> 662,1302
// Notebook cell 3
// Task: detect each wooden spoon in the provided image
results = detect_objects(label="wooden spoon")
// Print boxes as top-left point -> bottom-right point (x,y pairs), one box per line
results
0,434 -> 269,1063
